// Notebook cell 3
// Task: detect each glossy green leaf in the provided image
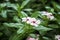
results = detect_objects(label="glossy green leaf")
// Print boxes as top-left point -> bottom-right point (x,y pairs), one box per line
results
20,0 -> 30,9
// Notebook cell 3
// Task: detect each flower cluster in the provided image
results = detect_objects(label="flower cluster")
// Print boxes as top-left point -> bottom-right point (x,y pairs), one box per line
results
55,35 -> 60,40
22,17 -> 41,27
41,11 -> 54,20
26,34 -> 39,40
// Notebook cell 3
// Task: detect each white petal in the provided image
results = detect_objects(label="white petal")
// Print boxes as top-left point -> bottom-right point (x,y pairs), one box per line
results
27,17 -> 31,20
50,16 -> 54,20
31,18 -> 36,21
34,24 -> 38,27
26,37 -> 35,40
36,20 -> 41,24
30,23 -> 38,27
26,21 -> 31,24
55,35 -> 60,39
48,13 -> 52,15
41,11 -> 48,15
22,17 -> 27,22
58,39 -> 60,40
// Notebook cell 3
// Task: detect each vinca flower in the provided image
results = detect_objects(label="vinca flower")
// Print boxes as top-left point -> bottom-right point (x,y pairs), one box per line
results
41,11 -> 54,20
26,34 -> 39,40
55,35 -> 60,40
22,17 -> 41,27
26,37 -> 35,40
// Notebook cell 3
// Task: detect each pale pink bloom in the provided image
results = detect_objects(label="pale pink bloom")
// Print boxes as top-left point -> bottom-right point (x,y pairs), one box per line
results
47,15 -> 54,20
26,34 -> 39,40
26,37 -> 35,40
41,11 -> 54,20
55,35 -> 60,40
36,20 -> 41,24
22,17 -> 31,23
41,11 -> 49,15
22,17 -> 41,27
26,17 -> 32,24
26,36 -> 35,40
30,23 -> 38,27
58,39 -> 60,40
30,18 -> 41,27
30,18 -> 38,27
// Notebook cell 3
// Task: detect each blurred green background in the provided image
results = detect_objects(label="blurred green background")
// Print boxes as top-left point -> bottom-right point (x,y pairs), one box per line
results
0,0 -> 60,40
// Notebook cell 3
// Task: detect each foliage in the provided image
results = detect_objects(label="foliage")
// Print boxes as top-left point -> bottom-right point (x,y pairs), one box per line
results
0,0 -> 60,40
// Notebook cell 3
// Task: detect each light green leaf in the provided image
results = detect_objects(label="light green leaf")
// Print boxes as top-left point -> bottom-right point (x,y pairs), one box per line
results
17,27 -> 24,34
21,11 -> 28,17
45,6 -> 54,12
3,23 -> 23,28
0,32 -> 3,36
20,0 -> 30,9
23,9 -> 33,11
31,11 -> 39,18
48,24 -> 59,28
33,25 -> 52,31
1,11 -> 7,18
13,16 -> 21,22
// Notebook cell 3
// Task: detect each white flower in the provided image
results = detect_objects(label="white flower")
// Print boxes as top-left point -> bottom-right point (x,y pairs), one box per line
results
47,15 -> 54,20
41,11 -> 54,20
58,39 -> 60,40
36,20 -> 41,24
22,17 -> 41,27
22,17 -> 31,23
26,34 -> 39,40
55,35 -> 60,40
41,11 -> 49,15
30,18 -> 38,27
26,36 -> 35,40
26,17 -> 32,24
22,17 -> 27,22
30,18 -> 41,27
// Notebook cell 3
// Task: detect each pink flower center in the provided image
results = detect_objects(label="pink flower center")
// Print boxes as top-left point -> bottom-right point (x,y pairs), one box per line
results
32,21 -> 36,23
59,37 -> 60,39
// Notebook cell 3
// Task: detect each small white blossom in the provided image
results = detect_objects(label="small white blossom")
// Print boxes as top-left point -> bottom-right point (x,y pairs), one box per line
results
26,17 -> 32,24
36,20 -> 41,24
30,19 -> 40,27
55,35 -> 60,40
41,11 -> 49,15
22,17 -> 41,27
41,11 -> 54,20
26,34 -> 39,40
47,15 -> 54,20
26,37 -> 35,40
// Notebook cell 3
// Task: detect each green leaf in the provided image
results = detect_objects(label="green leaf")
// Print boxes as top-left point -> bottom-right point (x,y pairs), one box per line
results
23,9 -> 33,12
52,2 -> 60,11
21,11 -> 28,17
17,5 -> 28,18
31,11 -> 39,18
45,6 -> 54,12
9,34 -> 21,40
43,37 -> 52,40
0,32 -> 3,36
17,27 -> 24,34
48,24 -> 59,28
13,16 -> 21,22
3,23 -> 23,28
33,25 -> 52,31
1,10 -> 7,18
29,34 -> 36,38
20,0 -> 30,9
